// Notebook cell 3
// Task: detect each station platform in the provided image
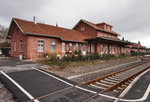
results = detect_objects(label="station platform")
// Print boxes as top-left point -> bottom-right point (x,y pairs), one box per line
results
119,69 -> 150,102
0,68 -> 97,102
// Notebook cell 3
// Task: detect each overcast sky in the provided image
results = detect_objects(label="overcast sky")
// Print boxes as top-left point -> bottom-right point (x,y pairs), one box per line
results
0,0 -> 150,47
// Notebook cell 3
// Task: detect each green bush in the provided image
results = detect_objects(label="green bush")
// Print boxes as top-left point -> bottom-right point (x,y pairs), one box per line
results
50,54 -> 57,61
1,47 -> 10,56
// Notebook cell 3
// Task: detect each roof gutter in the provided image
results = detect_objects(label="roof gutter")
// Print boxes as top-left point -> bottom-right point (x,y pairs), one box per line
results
24,32 -> 86,43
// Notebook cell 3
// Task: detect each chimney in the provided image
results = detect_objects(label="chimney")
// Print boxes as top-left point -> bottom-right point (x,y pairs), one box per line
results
138,41 -> 141,45
56,23 -> 58,27
33,16 -> 37,24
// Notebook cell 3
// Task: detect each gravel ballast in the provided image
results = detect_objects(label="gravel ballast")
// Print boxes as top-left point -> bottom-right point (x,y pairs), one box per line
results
50,57 -> 142,83
0,82 -> 15,102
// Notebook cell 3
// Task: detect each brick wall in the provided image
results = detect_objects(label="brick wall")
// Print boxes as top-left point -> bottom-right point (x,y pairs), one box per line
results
10,25 -> 27,59
26,36 -> 87,59
73,21 -> 97,37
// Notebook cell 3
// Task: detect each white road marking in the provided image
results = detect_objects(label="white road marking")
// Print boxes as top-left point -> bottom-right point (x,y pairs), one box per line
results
67,60 -> 140,79
32,67 -> 150,101
0,70 -> 39,102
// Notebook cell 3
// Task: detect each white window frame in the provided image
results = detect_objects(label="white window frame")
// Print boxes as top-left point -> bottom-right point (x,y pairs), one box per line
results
38,40 -> 44,52
69,43 -> 72,52
81,27 -> 85,31
62,42 -> 65,52
76,43 -> 79,51
51,41 -> 56,52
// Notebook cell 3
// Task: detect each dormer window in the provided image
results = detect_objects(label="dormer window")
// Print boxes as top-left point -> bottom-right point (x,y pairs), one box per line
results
81,27 -> 85,31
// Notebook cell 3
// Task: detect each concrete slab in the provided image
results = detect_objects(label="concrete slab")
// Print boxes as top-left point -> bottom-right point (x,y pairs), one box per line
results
118,69 -> 150,102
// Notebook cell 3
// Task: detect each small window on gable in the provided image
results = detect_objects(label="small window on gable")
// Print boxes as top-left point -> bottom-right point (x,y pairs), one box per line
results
81,27 -> 85,31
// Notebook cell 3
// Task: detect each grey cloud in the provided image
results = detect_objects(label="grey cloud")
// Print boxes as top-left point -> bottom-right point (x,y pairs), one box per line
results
0,0 -> 150,47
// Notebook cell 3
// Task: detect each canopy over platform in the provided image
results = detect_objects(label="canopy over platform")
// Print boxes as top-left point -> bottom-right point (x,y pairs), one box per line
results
85,37 -> 134,46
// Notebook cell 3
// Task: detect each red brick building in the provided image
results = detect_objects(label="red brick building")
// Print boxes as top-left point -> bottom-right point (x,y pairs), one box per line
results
8,18 -> 144,59
125,43 -> 146,53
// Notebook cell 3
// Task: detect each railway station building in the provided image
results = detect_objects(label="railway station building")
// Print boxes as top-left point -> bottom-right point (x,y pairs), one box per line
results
8,18 -> 145,59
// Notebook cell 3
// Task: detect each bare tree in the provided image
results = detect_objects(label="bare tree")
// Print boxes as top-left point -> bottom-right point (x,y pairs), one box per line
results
0,25 -> 8,39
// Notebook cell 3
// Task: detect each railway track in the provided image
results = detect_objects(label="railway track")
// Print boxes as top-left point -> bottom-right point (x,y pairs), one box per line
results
82,59 -> 150,101
28,57 -> 150,102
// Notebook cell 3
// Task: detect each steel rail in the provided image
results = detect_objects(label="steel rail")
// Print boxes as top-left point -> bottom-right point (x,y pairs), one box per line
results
82,60 -> 150,85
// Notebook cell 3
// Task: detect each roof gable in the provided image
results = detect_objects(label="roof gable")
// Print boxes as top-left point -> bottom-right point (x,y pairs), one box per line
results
73,19 -> 120,36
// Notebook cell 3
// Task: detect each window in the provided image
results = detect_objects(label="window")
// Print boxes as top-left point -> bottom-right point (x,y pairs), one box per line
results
109,45 -> 111,54
20,40 -> 23,51
69,43 -> 72,52
97,32 -> 101,37
81,27 -> 85,31
76,43 -> 79,51
14,42 -> 16,52
105,46 -> 108,54
83,44 -> 86,51
62,42 -> 65,52
100,44 -> 103,52
38,40 -> 44,52
51,41 -> 56,52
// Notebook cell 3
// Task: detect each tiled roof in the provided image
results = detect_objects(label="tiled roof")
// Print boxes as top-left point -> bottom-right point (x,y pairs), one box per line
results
13,18 -> 90,43
126,43 -> 146,49
81,19 -> 120,36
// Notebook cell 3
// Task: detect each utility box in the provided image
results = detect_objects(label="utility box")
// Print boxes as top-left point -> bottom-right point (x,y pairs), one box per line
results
19,55 -> 23,60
